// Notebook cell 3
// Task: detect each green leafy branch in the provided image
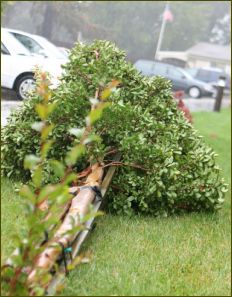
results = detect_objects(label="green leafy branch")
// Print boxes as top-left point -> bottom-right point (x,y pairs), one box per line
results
1,69 -> 119,296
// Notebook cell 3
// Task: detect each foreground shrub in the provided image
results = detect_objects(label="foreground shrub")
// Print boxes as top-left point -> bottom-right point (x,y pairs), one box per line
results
1,41 -> 227,216
1,71 -> 105,296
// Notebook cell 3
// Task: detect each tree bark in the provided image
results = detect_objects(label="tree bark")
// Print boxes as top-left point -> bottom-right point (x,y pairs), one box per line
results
40,3 -> 54,40
27,163 -> 104,285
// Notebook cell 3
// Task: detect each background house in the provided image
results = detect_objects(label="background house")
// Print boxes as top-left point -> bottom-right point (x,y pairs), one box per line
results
186,42 -> 231,74
157,42 -> 231,74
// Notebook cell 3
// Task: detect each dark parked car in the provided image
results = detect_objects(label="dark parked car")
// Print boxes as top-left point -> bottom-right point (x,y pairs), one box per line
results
134,60 -> 215,98
185,67 -> 231,91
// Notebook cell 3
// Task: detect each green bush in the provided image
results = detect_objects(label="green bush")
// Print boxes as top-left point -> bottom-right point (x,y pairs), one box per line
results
1,40 -> 227,216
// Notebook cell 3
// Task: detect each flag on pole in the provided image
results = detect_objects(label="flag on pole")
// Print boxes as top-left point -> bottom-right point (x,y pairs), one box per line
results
154,2 -> 173,60
163,3 -> 173,22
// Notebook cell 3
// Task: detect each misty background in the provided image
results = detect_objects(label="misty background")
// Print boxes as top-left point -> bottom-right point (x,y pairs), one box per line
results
2,1 -> 231,62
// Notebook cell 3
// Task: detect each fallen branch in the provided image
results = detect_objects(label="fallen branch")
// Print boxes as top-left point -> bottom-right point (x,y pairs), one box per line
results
45,153 -> 120,295
27,163 -> 104,286
103,161 -> 149,172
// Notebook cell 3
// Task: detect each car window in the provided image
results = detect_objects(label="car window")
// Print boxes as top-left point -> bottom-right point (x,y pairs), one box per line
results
197,69 -> 211,81
2,30 -> 30,55
35,36 -> 67,59
134,61 -> 153,76
10,32 -> 44,55
210,71 -> 220,81
185,68 -> 198,77
167,67 -> 183,79
1,42 -> 10,55
152,63 -> 168,76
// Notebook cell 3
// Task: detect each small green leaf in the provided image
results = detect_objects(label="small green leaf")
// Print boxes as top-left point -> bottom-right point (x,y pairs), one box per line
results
56,192 -> 72,205
24,155 -> 41,170
41,124 -> 54,141
49,160 -> 65,178
41,140 -> 54,159
35,104 -> 47,120
88,103 -> 111,125
83,134 -> 101,145
2,266 -> 14,279
45,184 -> 68,201
221,187 -> 228,193
35,103 -> 57,120
65,144 -> 86,166
157,190 -> 161,198
11,254 -> 23,266
37,185 -> 56,203
63,173 -> 77,186
88,108 -> 103,125
100,88 -> 112,100
47,102 -> 57,115
19,185 -> 35,203
32,166 -> 43,188
100,80 -> 121,100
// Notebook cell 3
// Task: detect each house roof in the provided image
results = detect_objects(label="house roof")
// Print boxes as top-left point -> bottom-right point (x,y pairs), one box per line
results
186,42 -> 231,61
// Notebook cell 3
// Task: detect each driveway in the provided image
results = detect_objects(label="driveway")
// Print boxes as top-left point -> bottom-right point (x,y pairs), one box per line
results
1,100 -> 23,126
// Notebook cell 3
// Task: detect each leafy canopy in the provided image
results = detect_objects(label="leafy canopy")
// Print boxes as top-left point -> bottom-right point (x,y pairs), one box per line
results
1,40 -> 227,216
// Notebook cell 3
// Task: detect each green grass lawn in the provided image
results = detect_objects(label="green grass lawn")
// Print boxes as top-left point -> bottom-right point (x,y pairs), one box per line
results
1,108 -> 231,296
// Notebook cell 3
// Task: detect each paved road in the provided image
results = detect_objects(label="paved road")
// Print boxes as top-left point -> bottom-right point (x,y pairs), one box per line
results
1,100 -> 23,126
1,88 -> 17,101
1,89 -> 231,127
183,97 -> 230,112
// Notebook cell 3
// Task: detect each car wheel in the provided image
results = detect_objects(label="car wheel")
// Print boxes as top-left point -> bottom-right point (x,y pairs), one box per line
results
15,74 -> 36,100
188,86 -> 201,98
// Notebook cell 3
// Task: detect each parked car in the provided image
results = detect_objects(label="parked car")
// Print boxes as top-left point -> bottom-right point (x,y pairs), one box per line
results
134,60 -> 215,98
1,28 -> 68,100
185,67 -> 231,92
4,28 -> 67,60
58,47 -> 70,57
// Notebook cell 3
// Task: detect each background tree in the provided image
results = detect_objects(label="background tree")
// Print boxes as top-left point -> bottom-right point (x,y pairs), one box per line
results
1,1 -> 13,14
84,1 -> 230,61
2,1 -> 107,48
210,14 -> 231,45
2,1 -> 230,61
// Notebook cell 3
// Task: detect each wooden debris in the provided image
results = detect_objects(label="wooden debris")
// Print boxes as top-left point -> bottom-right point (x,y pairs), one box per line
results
27,163 -> 104,285
46,153 -> 121,295
4,155 -> 120,295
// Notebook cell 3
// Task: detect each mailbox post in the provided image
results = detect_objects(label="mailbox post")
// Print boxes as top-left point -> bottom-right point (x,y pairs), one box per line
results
213,76 -> 226,112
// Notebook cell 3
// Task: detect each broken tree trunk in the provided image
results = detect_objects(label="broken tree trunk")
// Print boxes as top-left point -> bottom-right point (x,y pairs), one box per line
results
46,153 -> 121,295
27,163 -> 104,285
4,154 -> 120,295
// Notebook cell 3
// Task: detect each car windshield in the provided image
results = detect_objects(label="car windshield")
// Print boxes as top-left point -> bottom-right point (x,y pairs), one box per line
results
9,32 -> 66,59
1,42 -> 10,55
178,68 -> 195,80
185,68 -> 198,77
2,31 -> 30,56
34,36 -> 67,59
134,60 -> 154,76
10,32 -> 45,56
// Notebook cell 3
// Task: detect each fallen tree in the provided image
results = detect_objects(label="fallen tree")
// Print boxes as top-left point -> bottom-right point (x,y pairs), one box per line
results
1,40 -> 227,216
1,72 -> 121,296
